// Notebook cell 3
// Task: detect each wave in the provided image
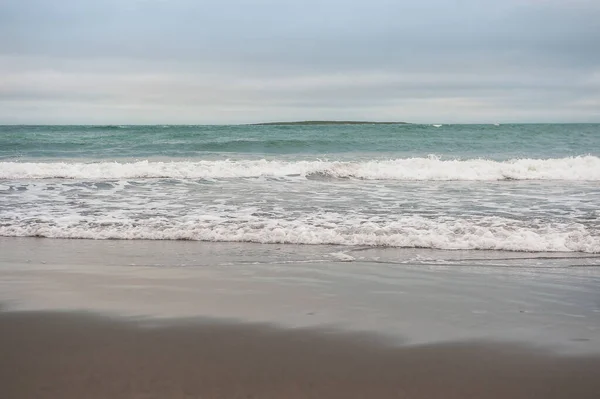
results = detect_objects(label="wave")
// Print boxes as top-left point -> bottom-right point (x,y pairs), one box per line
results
1,156 -> 599,181
186,138 -> 333,152
87,125 -> 128,130
0,216 -> 597,253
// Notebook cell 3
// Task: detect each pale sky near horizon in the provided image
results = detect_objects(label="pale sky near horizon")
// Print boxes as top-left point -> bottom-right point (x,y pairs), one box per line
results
1,0 -> 599,124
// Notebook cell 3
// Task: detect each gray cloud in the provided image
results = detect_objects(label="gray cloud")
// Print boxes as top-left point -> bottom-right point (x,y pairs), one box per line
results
1,0 -> 599,123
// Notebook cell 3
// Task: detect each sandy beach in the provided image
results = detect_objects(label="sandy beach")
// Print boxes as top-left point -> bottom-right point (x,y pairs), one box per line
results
2,310 -> 600,399
1,237 -> 599,398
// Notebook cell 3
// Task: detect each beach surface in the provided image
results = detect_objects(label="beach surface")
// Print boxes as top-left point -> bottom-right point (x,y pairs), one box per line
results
1,237 -> 600,398
2,310 -> 600,399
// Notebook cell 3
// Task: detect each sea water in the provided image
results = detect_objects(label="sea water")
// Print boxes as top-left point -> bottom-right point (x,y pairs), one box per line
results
1,124 -> 599,253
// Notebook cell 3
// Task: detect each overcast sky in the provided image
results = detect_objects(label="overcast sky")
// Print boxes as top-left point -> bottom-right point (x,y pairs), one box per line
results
1,0 -> 599,124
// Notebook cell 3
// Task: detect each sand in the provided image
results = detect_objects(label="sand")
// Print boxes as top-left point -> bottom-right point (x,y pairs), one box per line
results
1,310 -> 600,399
1,237 -> 599,351
1,237 -> 599,398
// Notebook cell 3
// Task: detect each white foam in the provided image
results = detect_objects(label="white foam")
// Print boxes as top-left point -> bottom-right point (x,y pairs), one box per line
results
329,252 -> 356,262
1,156 -> 600,181
1,216 -> 598,253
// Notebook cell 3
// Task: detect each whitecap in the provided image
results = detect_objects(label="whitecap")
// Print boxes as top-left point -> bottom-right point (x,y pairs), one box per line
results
1,156 -> 599,181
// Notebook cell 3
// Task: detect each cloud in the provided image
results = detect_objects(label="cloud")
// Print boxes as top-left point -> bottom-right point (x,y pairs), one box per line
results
1,0 -> 599,123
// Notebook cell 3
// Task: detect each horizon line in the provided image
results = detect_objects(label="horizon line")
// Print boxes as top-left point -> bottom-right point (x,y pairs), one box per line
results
2,121 -> 600,126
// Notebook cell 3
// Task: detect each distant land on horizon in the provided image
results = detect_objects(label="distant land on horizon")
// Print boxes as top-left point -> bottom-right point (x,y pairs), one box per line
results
251,121 -> 410,126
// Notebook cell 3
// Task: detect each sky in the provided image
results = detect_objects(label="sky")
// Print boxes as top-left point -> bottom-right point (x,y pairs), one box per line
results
1,0 -> 599,124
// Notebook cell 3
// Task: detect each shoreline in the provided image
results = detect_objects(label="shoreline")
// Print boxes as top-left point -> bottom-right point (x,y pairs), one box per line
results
2,309 -> 600,399
1,237 -> 599,354
2,237 -> 599,397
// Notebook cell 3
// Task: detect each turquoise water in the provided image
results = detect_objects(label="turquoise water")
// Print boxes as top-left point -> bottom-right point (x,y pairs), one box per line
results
1,124 -> 598,160
0,124 -> 599,253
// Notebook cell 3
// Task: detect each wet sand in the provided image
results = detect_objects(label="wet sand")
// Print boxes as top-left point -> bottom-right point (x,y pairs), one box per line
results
1,310 -> 600,399
1,237 -> 599,398
2,237 -> 599,352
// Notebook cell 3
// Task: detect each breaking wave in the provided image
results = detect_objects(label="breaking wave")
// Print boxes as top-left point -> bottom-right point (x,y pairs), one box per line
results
1,217 -> 598,253
1,156 -> 599,181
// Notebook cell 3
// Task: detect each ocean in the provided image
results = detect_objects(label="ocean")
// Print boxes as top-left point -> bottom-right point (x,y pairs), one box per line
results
1,123 -> 599,253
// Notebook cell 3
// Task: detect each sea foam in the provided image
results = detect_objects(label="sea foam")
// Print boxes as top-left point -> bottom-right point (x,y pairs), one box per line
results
1,216 -> 598,253
1,156 -> 599,181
